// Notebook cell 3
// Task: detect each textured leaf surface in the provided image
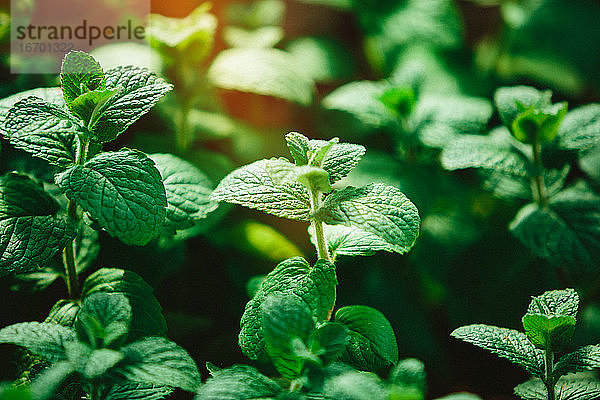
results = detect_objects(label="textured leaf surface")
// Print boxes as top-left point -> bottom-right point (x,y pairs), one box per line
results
451,324 -> 544,376
335,305 -> 398,371
509,187 -> 600,270
83,348 -> 124,379
55,149 -> 167,246
60,51 -> 106,107
526,288 -> 580,318
82,268 -> 167,340
210,159 -> 311,220
315,183 -> 420,254
515,378 -> 600,400
553,345 -> 600,378
29,361 -> 76,400
321,142 -> 366,184
115,337 -> 200,392
0,173 -> 75,275
208,48 -> 315,105
239,257 -> 337,360
149,154 -> 218,231
557,104 -> 600,151
309,224 -> 397,259
285,132 -> 311,166
88,66 -> 173,142
0,87 -> 64,128
194,364 -> 281,400
389,358 -> 426,390
3,96 -> 80,167
103,383 -> 173,400
0,322 -> 75,362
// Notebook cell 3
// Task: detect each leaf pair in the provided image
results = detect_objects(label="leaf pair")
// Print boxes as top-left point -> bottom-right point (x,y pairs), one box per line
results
211,132 -> 420,259
0,292 -> 199,399
452,289 -> 600,400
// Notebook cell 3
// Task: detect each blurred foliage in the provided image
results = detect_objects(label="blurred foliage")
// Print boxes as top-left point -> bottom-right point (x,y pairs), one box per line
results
0,0 -> 599,399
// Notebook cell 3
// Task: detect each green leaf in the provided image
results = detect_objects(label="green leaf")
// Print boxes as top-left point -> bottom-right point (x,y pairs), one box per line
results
149,154 -> 218,232
315,183 -> 420,254
440,128 -> 529,177
0,87 -> 64,129
286,36 -> 355,82
494,86 -> 551,129
55,149 -> 167,246
323,370 -> 387,400
75,292 -> 132,348
113,337 -> 200,392
103,383 -> 173,400
515,377 -> 600,400
45,299 -> 80,327
83,348 -> 124,379
310,224 -> 404,260
509,186 -> 600,270
239,257 -> 337,360
0,384 -> 32,400
147,4 -> 217,63
60,51 -> 106,107
0,322 -> 75,362
512,102 -> 568,144
88,66 -> 173,142
412,94 -> 493,149
526,288 -> 580,318
285,132 -> 311,166
207,48 -> 315,105
553,345 -> 600,378
310,322 -> 348,364
29,361 -> 75,400
0,173 -> 76,275
451,324 -> 544,376
210,159 -> 311,220
223,26 -> 283,48
226,0 -> 285,28
389,358 -> 426,393
335,305 -> 398,371
3,96 -> 81,168
262,294 -> 315,379
557,104 -> 600,151
521,314 -> 576,351
81,268 -> 167,340
322,80 -> 395,130
68,88 -> 119,127
194,364 -> 282,400
320,142 -> 366,184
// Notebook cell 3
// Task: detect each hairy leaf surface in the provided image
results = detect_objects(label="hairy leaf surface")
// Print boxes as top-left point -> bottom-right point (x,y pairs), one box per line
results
315,183 -> 420,254
451,324 -> 544,376
194,365 -> 281,400
0,322 -> 75,362
210,159 -> 311,220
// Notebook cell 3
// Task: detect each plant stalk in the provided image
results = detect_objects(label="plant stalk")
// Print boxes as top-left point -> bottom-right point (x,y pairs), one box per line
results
309,187 -> 331,262
62,137 -> 88,299
532,138 -> 547,208
544,349 -> 555,400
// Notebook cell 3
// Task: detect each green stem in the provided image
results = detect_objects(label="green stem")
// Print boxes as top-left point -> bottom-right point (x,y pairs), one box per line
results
544,349 -> 555,400
62,137 -> 88,300
532,138 -> 547,208
175,100 -> 192,153
309,187 -> 330,262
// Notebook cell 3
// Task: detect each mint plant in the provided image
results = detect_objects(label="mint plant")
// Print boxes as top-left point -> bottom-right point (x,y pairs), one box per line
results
200,132 -> 480,399
452,289 -> 600,400
0,50 -> 215,398
441,86 -> 600,270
